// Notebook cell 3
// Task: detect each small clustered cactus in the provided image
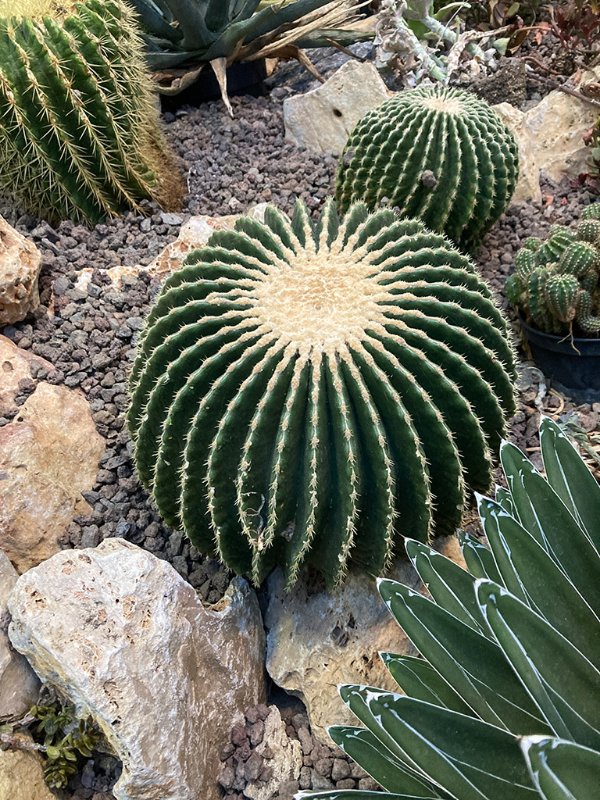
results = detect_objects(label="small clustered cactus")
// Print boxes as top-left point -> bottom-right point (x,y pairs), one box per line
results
0,0 -> 180,223
129,200 -> 516,587
335,85 -> 519,251
506,203 -> 600,336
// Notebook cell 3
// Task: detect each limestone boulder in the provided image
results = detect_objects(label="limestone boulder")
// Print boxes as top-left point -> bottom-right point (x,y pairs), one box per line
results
493,65 -> 600,203
8,539 -> 267,800
0,335 -> 55,418
284,60 -> 390,155
0,382 -> 105,573
0,217 -> 41,325
0,551 -> 40,720
0,748 -> 55,800
265,537 -> 465,745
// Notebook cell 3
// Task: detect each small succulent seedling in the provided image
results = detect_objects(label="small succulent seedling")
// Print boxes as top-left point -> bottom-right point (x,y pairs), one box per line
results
129,200 -> 516,587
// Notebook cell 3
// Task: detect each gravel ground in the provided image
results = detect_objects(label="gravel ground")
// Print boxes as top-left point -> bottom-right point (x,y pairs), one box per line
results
1,55 -> 599,800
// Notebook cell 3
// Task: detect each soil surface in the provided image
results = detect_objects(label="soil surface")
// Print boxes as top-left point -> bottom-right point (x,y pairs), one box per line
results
1,47 -> 599,800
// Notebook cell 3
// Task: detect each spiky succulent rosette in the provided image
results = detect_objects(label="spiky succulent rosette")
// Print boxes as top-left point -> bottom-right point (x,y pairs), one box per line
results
129,200 -> 516,586
335,85 -> 519,251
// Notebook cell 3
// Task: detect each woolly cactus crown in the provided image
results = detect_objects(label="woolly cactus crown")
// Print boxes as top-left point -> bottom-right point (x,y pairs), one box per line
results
129,200 -> 516,586
335,85 -> 519,250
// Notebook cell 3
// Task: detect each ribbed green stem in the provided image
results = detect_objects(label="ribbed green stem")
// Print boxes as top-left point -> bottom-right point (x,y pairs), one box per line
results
129,200 -> 516,586
0,0 -> 177,223
336,86 -> 518,250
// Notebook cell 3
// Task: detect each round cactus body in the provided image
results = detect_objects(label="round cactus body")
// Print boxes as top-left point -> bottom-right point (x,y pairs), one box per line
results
508,203 -> 600,337
577,219 -> 600,244
558,242 -> 599,278
335,86 -> 519,251
581,204 -> 600,221
545,274 -> 579,323
129,200 -> 516,586
0,0 -> 181,223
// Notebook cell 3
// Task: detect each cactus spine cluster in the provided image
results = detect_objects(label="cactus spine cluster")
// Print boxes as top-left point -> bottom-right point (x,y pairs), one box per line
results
129,200 -> 516,586
0,0 -> 180,223
506,203 -> 600,336
335,85 -> 519,251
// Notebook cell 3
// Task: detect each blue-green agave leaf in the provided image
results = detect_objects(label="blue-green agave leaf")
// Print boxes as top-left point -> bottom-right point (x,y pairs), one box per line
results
380,653 -> 472,715
478,496 -> 600,664
405,539 -> 487,634
539,417 -> 600,552
377,579 -> 547,734
341,687 -> 537,800
499,442 -> 600,616
458,531 -> 503,584
521,736 -> 600,800
477,580 -> 600,750
328,725 -> 444,797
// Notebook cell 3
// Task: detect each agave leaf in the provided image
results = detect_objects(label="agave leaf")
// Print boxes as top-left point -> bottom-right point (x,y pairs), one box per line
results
405,539 -> 487,635
477,580 -> 600,750
458,531 -> 503,583
129,0 -> 182,42
539,417 -> 600,551
380,653 -> 472,715
328,725 -> 444,797
294,792 -> 428,799
494,486 -> 514,515
337,685 -> 428,780
208,0 -> 346,57
378,579 -> 547,734
521,736 -> 600,800
500,442 -> 600,617
478,497 -> 600,664
342,687 -> 537,800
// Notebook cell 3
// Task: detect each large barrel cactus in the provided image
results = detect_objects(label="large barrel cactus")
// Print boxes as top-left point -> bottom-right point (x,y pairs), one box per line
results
335,86 -> 519,251
129,200 -> 516,586
0,0 -> 180,223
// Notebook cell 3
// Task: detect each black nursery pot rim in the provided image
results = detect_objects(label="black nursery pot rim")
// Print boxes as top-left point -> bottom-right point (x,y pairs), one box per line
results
518,313 -> 600,354
517,312 -> 600,403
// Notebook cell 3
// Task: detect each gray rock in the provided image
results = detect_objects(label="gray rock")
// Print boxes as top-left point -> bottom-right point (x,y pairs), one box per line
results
0,217 -> 41,326
0,749 -> 55,800
8,539 -> 267,800
265,537 -> 465,745
284,61 -> 389,155
0,551 -> 39,720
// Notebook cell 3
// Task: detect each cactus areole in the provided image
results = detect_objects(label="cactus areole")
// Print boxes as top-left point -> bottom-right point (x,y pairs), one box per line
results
129,201 -> 516,586
335,86 -> 519,251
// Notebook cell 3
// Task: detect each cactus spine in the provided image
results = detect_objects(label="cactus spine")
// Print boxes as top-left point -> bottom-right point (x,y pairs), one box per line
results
129,200 -> 516,587
508,203 -> 600,337
0,0 -> 180,223
335,86 -> 519,251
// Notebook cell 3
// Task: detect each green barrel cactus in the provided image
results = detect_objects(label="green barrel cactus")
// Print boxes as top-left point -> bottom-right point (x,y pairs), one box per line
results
335,85 -> 519,251
129,200 -> 516,586
0,0 -> 180,223
507,203 -> 600,336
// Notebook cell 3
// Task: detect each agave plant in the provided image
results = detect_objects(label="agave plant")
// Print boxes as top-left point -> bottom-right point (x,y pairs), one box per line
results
128,0 -> 370,104
300,417 -> 600,800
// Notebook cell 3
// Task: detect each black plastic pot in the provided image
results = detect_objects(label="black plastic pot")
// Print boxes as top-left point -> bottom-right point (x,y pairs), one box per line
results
519,314 -> 600,403
160,60 -> 268,111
